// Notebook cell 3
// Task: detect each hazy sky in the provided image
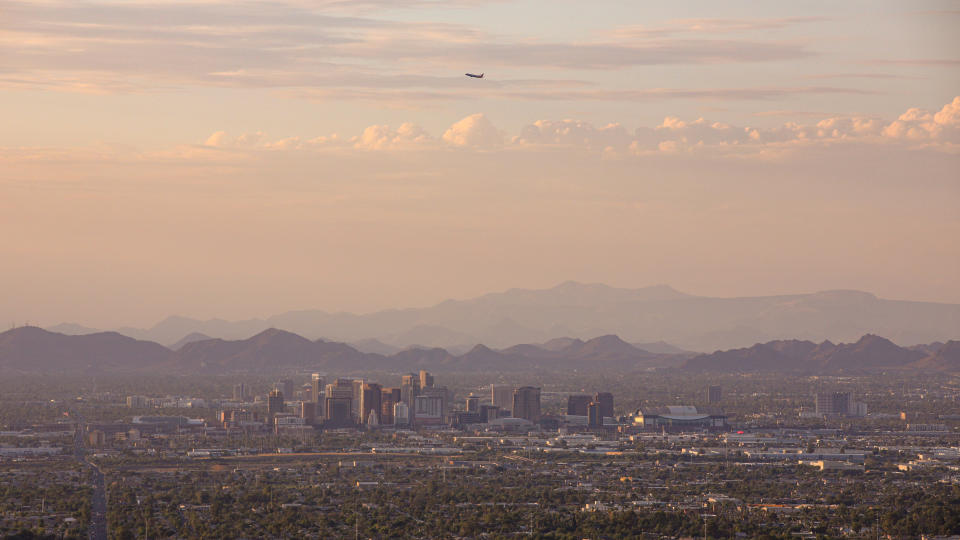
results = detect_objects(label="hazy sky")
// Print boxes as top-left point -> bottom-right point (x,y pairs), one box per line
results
2,0 -> 959,328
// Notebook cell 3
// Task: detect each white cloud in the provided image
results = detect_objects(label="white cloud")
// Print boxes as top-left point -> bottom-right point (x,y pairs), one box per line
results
352,122 -> 433,150
204,131 -> 228,147
442,114 -> 503,148
513,120 -> 632,151
195,96 -> 960,158
883,96 -> 960,142
202,130 -> 265,148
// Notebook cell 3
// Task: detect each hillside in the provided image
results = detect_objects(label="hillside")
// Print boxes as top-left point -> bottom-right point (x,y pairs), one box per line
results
4,326 -> 957,375
0,326 -> 172,374
684,335 -> 940,373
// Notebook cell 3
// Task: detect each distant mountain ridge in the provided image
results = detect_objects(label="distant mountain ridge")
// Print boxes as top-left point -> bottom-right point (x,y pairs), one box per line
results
0,326 -> 171,375
47,282 -> 960,352
682,334 -> 929,373
2,326 -> 957,375
0,326 -> 674,374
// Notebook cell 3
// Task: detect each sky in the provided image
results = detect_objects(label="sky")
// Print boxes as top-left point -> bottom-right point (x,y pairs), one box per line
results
1,0 -> 959,328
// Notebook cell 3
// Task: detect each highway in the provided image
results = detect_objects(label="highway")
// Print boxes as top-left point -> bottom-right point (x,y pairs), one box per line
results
74,423 -> 107,540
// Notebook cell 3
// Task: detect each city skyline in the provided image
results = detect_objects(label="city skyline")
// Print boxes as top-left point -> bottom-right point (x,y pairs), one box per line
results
2,2 -> 958,538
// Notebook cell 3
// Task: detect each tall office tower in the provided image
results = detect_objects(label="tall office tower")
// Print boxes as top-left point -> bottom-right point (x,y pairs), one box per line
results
419,370 -> 434,390
512,386 -> 541,423
479,404 -> 500,423
327,379 -> 354,398
815,392 -> 852,416
351,379 -> 366,421
311,373 -> 325,403
381,387 -> 401,425
267,389 -> 285,418
324,397 -> 353,427
466,395 -> 480,413
361,383 -> 383,426
324,378 -> 352,418
393,402 -> 410,426
233,383 -> 246,401
707,385 -> 722,404
491,384 -> 515,410
567,395 -> 592,416
414,394 -> 444,425
274,379 -> 294,400
420,386 -> 451,423
401,374 -> 420,408
587,402 -> 602,428
300,401 -> 317,425
594,392 -> 614,419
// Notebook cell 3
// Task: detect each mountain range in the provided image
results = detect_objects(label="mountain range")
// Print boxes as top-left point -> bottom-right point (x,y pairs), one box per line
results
1,326 -> 957,376
682,334 -> 955,373
47,282 -> 960,352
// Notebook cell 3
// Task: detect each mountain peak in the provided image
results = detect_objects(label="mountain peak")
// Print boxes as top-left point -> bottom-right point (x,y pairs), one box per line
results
468,343 -> 495,354
852,333 -> 898,349
169,332 -> 212,351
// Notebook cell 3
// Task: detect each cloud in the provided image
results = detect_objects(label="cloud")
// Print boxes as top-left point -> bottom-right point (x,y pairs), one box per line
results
870,59 -> 960,67
883,96 -> 960,142
609,16 -> 830,38
501,86 -> 874,102
805,72 -> 920,80
188,96 -> 960,159
513,120 -> 633,154
353,123 -> 433,150
202,131 -> 265,148
442,114 -> 503,148
0,0 -> 817,97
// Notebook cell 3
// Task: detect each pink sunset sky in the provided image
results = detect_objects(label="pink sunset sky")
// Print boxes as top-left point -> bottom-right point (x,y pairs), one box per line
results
1,0 -> 958,328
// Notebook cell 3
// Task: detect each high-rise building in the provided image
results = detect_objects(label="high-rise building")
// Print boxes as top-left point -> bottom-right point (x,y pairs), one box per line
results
512,386 -> 541,423
393,402 -> 410,426
419,370 -> 434,390
351,379 -> 366,422
326,378 -> 354,398
401,374 -> 420,409
815,392 -> 852,416
491,385 -> 514,410
276,379 -> 294,400
233,383 -> 246,401
567,395 -> 592,416
300,401 -> 317,425
466,395 -> 480,413
707,385 -> 722,404
381,387 -> 401,425
267,389 -> 285,418
311,373 -> 325,403
587,402 -> 602,428
419,386 -> 451,423
323,378 -> 352,419
324,397 -> 353,427
594,392 -> 614,419
479,404 -> 500,423
414,394 -> 444,425
361,383 -> 382,426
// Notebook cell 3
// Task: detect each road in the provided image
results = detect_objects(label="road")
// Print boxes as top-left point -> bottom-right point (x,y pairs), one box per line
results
74,423 -> 108,540
86,458 -> 107,540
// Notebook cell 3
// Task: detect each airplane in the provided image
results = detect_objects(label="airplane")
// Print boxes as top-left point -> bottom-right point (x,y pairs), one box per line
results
465,72 -> 484,78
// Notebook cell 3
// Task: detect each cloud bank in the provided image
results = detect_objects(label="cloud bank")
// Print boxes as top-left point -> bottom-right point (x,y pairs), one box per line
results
194,96 -> 960,157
